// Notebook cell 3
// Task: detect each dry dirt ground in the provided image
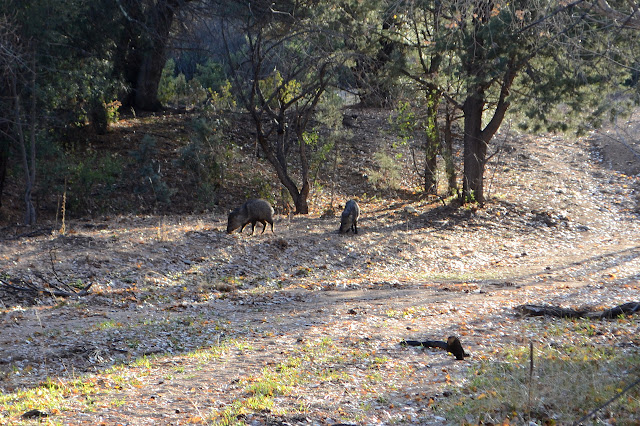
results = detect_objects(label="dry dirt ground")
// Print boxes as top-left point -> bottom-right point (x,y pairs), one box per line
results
0,108 -> 639,425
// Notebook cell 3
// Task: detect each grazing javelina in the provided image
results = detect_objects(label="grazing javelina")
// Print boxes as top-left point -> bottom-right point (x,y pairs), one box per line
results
227,199 -> 275,235
339,199 -> 360,234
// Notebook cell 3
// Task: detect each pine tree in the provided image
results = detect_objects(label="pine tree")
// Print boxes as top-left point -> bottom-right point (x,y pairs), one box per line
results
396,0 -> 639,204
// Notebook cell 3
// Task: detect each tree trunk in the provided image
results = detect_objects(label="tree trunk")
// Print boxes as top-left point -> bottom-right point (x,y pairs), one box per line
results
294,119 -> 311,215
274,162 -> 309,215
15,97 -> 36,225
115,0 -> 186,112
9,58 -> 37,225
442,102 -> 457,195
90,97 -> 108,135
0,137 -> 8,209
351,13 -> 398,107
460,2 -> 491,205
134,1 -> 178,111
424,150 -> 437,194
113,0 -> 145,109
460,59 -> 517,205
25,59 -> 37,225
462,93 -> 487,204
257,133 -> 309,215
458,1 -> 519,206
292,189 -> 309,214
134,49 -> 167,111
424,90 -> 440,194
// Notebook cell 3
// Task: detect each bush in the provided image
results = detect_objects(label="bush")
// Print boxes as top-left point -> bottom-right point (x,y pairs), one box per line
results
34,137 -> 126,216
174,118 -> 233,207
194,60 -> 227,93
158,59 -> 208,108
65,153 -> 124,213
205,81 -> 236,112
129,135 -> 173,203
307,91 -> 350,191
365,151 -> 403,191
158,59 -> 178,105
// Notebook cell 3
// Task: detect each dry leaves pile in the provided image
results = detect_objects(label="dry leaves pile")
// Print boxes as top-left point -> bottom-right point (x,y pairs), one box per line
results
0,109 -> 639,425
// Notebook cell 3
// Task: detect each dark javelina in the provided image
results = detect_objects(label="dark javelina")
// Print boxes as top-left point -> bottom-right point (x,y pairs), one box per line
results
227,199 -> 275,235
339,199 -> 359,234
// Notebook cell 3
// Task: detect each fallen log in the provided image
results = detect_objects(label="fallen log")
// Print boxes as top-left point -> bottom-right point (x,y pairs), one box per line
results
515,302 -> 640,319
0,277 -> 93,298
401,336 -> 469,360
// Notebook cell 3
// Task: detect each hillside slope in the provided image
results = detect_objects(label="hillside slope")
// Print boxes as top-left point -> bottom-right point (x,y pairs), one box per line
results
0,108 -> 639,425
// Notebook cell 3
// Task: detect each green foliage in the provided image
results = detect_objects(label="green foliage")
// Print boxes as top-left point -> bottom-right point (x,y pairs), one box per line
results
306,130 -> 334,181
20,0 -> 124,130
391,101 -> 416,140
315,90 -> 346,131
158,59 -> 208,108
248,175 -> 276,206
219,2 -> 350,214
224,155 -> 278,208
0,376 -> 97,419
2,0 -> 638,219
175,118 -> 233,207
194,59 -> 227,93
35,138 -> 126,216
206,81 -> 237,111
106,100 -> 122,124
41,55 -> 123,132
302,130 -> 319,148
333,0 -> 404,106
366,151 -> 403,191
129,135 -> 173,203
158,59 -> 178,105
308,91 -> 349,186
65,152 -> 124,213
258,70 -> 302,108
206,336 -> 393,423
389,97 -> 441,195
180,77 -> 208,108
389,100 -> 418,152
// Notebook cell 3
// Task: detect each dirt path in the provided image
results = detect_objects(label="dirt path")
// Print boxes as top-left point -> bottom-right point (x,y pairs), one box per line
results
1,117 -> 639,424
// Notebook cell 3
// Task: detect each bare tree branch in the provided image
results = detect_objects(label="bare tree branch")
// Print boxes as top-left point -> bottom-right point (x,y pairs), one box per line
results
589,0 -> 640,29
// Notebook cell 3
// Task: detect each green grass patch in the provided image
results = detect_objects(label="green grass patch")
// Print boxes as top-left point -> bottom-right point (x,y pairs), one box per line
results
440,343 -> 640,424
0,377 -> 100,421
207,337 -> 395,424
0,336 -> 239,423
211,400 -> 247,426
94,319 -> 123,330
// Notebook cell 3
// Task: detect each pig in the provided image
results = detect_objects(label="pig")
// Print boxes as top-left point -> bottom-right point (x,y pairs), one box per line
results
227,199 -> 275,235
339,199 -> 359,234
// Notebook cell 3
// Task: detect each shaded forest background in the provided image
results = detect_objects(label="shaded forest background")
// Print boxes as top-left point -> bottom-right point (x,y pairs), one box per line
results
1,0 -> 640,227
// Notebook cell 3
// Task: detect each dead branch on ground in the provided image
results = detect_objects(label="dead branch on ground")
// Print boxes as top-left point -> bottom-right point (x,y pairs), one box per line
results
0,275 -> 93,298
515,302 -> 640,319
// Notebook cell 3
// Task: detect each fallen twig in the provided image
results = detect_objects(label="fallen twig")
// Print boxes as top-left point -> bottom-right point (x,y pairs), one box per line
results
0,276 -> 93,298
515,302 -> 640,319
48,247 -> 79,294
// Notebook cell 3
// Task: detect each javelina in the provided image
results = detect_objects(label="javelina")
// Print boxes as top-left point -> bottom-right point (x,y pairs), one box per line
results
339,199 -> 359,234
227,199 -> 275,235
